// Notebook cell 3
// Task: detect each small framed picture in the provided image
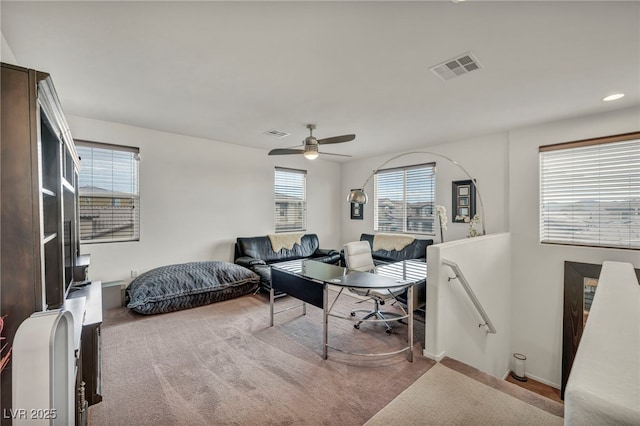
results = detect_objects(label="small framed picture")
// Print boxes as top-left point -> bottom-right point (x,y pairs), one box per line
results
350,191 -> 364,220
452,179 -> 476,222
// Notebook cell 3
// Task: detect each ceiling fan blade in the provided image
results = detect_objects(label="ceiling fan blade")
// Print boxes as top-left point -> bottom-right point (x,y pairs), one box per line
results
268,148 -> 304,156
320,152 -> 352,158
317,134 -> 356,145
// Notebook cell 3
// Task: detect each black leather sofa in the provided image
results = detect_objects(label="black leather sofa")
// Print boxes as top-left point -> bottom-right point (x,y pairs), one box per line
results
346,233 -> 434,309
357,233 -> 433,265
234,233 -> 340,294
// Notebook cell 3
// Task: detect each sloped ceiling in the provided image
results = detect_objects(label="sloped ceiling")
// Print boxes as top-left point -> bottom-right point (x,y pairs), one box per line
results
2,1 -> 638,161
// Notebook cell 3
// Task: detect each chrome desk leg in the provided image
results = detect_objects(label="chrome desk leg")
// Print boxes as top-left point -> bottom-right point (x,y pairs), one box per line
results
408,285 -> 414,362
323,284 -> 328,360
270,287 -> 274,327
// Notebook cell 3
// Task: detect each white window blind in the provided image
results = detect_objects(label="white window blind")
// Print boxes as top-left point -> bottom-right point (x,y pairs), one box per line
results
540,134 -> 640,250
76,140 -> 140,243
274,167 -> 307,233
374,163 -> 436,234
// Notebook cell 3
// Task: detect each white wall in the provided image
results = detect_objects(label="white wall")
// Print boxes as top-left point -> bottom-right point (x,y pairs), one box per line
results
508,106 -> 640,387
340,133 -> 510,246
425,233 -> 512,378
68,115 -> 342,284
1,31 -> 18,64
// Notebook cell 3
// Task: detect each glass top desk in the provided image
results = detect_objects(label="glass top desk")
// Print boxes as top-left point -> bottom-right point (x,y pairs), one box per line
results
269,259 -> 427,361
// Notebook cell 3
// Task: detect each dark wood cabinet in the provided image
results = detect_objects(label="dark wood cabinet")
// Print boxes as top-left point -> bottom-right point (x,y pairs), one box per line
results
1,62 -> 90,424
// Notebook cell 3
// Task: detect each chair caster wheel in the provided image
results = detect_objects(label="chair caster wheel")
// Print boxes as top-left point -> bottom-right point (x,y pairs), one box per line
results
354,324 -> 360,329
385,329 -> 392,335
350,312 -> 356,317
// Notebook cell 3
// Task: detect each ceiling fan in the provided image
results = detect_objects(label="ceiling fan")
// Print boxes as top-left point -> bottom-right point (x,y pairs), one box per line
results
268,124 -> 355,160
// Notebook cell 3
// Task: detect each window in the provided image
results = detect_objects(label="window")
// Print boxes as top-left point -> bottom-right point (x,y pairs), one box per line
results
540,132 -> 640,250
374,163 -> 436,234
76,140 -> 140,243
274,167 -> 306,232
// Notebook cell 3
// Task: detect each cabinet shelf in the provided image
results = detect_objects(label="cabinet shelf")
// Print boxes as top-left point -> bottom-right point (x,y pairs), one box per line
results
62,179 -> 75,193
43,233 -> 58,244
42,188 -> 56,197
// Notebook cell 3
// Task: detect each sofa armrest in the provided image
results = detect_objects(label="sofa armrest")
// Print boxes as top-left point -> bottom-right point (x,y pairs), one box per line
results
235,256 -> 267,268
235,257 -> 271,289
314,248 -> 339,257
311,248 -> 341,265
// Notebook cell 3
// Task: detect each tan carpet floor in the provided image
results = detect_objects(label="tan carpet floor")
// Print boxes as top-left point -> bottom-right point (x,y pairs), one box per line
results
365,363 -> 564,426
89,292 -> 434,425
89,291 -> 563,425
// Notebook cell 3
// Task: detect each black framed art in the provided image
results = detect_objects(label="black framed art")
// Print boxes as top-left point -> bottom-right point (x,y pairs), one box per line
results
452,179 -> 476,222
350,191 -> 363,220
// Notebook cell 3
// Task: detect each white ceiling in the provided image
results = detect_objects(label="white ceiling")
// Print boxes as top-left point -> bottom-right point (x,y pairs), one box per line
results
2,1 -> 639,161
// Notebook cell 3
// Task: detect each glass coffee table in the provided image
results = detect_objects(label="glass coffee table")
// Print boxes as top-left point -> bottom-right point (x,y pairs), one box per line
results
269,259 -> 427,361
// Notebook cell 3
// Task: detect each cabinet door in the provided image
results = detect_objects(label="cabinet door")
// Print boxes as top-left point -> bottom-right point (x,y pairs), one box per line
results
81,324 -> 103,405
1,65 -> 43,333
1,67 -> 44,423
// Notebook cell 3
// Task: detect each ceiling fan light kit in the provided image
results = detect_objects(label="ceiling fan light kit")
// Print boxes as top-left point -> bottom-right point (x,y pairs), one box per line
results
303,145 -> 319,160
268,124 -> 355,159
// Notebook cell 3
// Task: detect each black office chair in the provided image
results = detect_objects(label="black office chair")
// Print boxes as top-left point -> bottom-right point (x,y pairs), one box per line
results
343,241 -> 403,334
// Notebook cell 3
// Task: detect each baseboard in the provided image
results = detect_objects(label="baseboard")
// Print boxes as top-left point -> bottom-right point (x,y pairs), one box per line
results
521,372 -> 561,390
501,368 -> 560,390
423,349 -> 446,361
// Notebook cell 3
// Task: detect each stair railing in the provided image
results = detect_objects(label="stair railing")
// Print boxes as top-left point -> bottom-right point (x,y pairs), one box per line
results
442,259 -> 497,334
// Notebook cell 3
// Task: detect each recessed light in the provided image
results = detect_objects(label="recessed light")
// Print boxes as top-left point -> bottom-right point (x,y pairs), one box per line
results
603,93 -> 625,102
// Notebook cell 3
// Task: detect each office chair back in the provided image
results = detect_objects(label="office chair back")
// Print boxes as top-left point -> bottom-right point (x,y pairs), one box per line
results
343,240 -> 404,333
343,241 -> 375,272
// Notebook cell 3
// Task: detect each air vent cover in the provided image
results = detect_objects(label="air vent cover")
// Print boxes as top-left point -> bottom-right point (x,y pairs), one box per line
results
264,129 -> 290,138
429,52 -> 482,80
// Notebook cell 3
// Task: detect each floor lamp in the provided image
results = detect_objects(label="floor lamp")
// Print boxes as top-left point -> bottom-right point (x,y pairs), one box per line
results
346,151 -> 486,236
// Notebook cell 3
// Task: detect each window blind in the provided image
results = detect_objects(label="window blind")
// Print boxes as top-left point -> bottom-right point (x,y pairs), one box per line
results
374,163 -> 436,234
274,167 -> 307,233
76,140 -> 140,243
540,135 -> 640,249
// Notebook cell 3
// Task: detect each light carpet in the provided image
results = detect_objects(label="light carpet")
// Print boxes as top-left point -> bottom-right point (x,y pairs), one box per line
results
365,363 -> 564,425
89,291 -> 433,425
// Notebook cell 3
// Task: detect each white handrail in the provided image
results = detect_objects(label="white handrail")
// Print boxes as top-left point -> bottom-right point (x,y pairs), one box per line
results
442,258 -> 496,334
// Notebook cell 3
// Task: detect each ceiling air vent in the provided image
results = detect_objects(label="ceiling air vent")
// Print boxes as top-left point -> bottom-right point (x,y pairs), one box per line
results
429,52 -> 482,81
264,129 -> 290,138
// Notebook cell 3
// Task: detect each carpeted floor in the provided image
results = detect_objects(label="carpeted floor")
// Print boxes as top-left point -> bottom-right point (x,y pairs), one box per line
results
365,363 -> 564,425
89,291 -> 564,425
89,291 -> 434,425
